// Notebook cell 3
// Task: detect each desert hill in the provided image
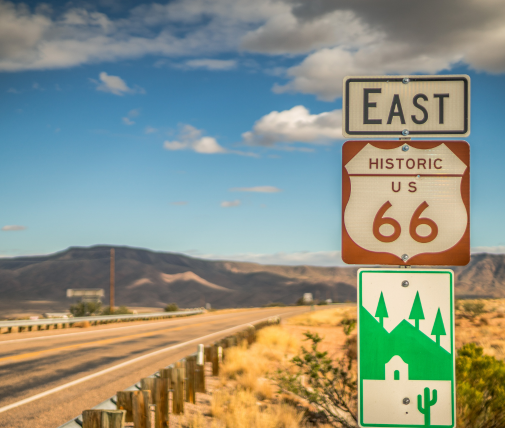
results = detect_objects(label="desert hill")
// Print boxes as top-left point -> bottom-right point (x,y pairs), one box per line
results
0,246 -> 504,314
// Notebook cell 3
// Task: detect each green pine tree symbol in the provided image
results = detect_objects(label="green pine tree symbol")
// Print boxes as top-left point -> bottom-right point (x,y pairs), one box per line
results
409,291 -> 425,330
431,308 -> 446,346
375,291 -> 388,327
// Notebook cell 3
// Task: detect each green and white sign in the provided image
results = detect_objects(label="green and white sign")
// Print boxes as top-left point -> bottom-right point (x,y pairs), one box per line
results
358,269 -> 455,428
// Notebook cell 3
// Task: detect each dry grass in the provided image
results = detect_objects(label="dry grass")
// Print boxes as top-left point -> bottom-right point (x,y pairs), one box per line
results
286,306 -> 356,327
220,326 -> 299,396
210,326 -> 307,427
211,389 -> 303,428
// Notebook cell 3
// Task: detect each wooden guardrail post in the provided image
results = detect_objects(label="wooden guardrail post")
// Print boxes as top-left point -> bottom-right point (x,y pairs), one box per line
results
140,377 -> 169,428
185,356 -> 196,404
196,345 -> 205,393
117,391 -> 135,423
83,409 -> 126,428
226,336 -> 235,348
173,366 -> 185,414
211,344 -> 219,376
154,377 -> 169,428
132,390 -> 152,428
204,345 -> 212,362
247,326 -> 256,344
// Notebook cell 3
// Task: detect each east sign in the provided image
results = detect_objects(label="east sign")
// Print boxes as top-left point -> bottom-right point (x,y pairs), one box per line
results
341,140 -> 470,266
343,76 -> 470,138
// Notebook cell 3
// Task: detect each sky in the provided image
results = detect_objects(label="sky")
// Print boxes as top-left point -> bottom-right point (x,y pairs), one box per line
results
1,0 -> 505,266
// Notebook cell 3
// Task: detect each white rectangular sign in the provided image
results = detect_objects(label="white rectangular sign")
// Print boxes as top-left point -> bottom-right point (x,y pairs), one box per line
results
343,76 -> 470,138
357,268 -> 455,428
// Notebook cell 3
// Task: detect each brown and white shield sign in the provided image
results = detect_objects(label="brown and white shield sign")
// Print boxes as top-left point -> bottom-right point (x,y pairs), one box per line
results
342,141 -> 470,266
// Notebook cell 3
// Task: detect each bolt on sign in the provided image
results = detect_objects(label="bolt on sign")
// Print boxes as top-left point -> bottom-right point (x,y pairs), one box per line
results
357,269 -> 455,428
342,75 -> 470,138
342,140 -> 470,265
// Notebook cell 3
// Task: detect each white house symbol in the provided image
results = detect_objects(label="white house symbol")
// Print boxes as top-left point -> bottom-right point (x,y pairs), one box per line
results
362,355 -> 452,426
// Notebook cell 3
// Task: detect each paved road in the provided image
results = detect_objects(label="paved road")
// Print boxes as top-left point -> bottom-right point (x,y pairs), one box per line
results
0,307 -> 307,428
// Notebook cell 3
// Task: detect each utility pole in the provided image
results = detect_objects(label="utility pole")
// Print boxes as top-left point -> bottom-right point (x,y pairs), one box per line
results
110,248 -> 115,314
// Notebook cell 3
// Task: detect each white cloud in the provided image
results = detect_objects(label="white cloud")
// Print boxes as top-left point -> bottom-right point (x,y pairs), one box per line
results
2,225 -> 27,231
95,72 -> 144,96
163,124 -> 257,156
230,186 -> 282,193
197,250 -> 345,266
184,59 -> 237,70
221,199 -> 241,207
164,124 -> 227,154
0,0 -> 283,71
0,0 -> 504,103
259,0 -> 505,100
145,126 -> 157,134
273,46 -> 454,101
122,108 -> 140,125
242,105 -> 342,146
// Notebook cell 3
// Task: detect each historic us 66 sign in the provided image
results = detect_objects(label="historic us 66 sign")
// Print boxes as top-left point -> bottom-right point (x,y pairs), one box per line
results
341,141 -> 470,265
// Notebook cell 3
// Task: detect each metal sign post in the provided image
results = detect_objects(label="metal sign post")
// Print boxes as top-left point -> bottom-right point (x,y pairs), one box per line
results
341,75 -> 470,428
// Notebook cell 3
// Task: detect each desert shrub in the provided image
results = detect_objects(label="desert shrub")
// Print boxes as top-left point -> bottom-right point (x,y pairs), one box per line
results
479,317 -> 489,326
164,303 -> 179,312
276,330 -> 357,428
463,301 -> 486,317
296,297 -> 309,306
102,305 -> 132,315
340,317 -> 357,336
69,300 -> 102,317
264,302 -> 287,307
456,343 -> 505,428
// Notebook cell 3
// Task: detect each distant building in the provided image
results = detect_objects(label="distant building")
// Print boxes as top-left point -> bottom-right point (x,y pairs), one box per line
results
326,298 -> 333,304
302,293 -> 313,304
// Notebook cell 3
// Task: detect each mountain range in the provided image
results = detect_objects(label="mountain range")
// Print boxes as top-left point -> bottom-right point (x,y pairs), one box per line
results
0,246 -> 504,313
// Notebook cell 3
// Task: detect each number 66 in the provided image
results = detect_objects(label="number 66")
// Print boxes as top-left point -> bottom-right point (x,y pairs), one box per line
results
372,201 -> 438,243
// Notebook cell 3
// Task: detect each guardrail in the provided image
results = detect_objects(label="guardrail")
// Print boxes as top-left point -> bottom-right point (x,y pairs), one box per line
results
57,316 -> 281,428
0,309 -> 205,334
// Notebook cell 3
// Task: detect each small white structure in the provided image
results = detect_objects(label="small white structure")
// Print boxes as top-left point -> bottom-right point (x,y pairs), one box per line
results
386,355 -> 408,381
67,289 -> 104,303
362,355 -> 452,426
302,293 -> 313,304
43,313 -> 72,319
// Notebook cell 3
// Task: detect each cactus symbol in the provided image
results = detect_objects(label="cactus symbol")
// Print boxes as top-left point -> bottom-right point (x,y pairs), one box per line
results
417,387 -> 438,426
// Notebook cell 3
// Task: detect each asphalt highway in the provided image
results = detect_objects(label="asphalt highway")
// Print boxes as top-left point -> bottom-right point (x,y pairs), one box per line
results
0,307 -> 307,428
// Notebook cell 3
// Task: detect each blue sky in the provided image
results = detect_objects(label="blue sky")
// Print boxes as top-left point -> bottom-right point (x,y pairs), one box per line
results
0,0 -> 505,265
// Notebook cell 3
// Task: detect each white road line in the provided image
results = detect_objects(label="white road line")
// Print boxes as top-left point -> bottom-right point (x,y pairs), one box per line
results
0,311 -> 300,415
0,309 -> 273,345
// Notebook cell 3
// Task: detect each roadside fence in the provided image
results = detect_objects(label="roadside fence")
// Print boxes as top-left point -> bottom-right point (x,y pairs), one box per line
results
0,310 -> 205,334
57,316 -> 281,428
